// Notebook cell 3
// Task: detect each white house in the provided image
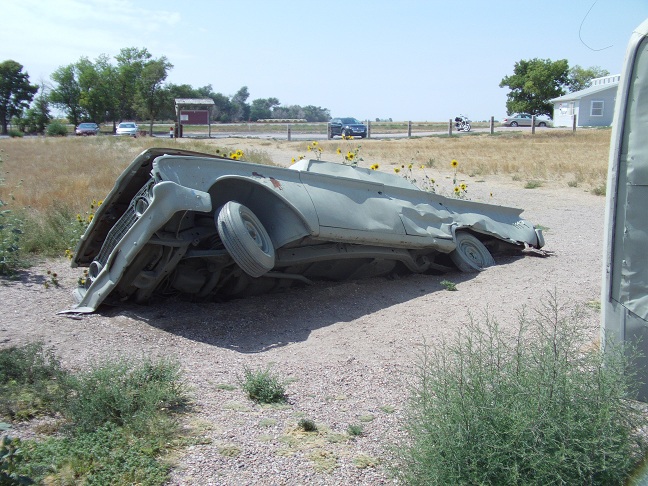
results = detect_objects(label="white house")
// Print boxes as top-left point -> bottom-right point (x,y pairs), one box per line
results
550,74 -> 620,127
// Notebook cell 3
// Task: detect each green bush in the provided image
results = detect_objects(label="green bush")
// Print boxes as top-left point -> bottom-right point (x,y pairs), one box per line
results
0,203 -> 26,276
19,423 -> 169,485
45,120 -> 68,137
7,129 -> 23,138
240,366 -> 286,404
0,342 -> 67,420
395,293 -> 648,485
62,358 -> 187,434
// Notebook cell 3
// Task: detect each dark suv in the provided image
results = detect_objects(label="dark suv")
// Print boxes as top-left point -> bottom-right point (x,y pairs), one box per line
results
329,117 -> 367,138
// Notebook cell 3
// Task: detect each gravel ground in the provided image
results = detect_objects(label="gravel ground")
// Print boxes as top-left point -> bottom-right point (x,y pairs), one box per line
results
0,147 -> 605,485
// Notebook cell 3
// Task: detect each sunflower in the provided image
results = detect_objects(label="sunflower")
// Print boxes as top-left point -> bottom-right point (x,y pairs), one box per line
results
454,186 -> 460,194
370,164 -> 380,170
460,183 -> 467,191
451,159 -> 458,168
394,167 -> 401,173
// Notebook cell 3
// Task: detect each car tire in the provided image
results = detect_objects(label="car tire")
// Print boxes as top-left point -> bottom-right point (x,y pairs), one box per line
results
538,122 -> 546,127
216,201 -> 275,277
510,121 -> 518,127
450,231 -> 495,272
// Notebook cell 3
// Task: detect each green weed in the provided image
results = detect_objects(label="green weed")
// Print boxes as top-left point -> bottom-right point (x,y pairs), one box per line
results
240,366 -> 287,404
395,293 -> 648,485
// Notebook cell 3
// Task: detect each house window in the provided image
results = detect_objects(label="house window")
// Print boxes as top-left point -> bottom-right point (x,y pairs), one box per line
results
591,100 -> 604,117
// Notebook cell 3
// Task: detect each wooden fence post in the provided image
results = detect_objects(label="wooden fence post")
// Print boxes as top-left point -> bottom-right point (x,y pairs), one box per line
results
287,126 -> 291,141
448,119 -> 453,136
572,114 -> 577,132
407,121 -> 412,138
367,120 -> 371,139
490,116 -> 494,134
531,115 -> 536,135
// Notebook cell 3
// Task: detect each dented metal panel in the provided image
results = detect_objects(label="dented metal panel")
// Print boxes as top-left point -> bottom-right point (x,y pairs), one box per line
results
66,148 -> 544,314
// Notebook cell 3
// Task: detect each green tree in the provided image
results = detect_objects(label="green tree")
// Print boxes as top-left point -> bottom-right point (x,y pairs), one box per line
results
0,60 -> 38,135
50,64 -> 84,126
77,55 -> 118,126
302,105 -> 331,122
567,65 -> 610,92
231,86 -> 250,121
134,57 -> 173,134
19,83 -> 51,133
499,58 -> 569,116
249,97 -> 279,121
115,47 -> 151,122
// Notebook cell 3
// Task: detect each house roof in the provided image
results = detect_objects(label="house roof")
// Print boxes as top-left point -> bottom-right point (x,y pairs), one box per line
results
550,80 -> 619,103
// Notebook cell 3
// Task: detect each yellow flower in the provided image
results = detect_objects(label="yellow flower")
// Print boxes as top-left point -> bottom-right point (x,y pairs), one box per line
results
299,155 -> 305,160
87,214 -> 94,223
370,164 -> 379,170
460,183 -> 467,191
336,148 -> 342,155
236,150 -> 243,157
312,141 -> 318,146
451,159 -> 458,168
394,167 -> 401,173
408,163 -> 413,169
307,145 -> 312,151
454,186 -> 460,194
420,165 -> 425,169
291,157 -> 296,164
347,152 -> 355,160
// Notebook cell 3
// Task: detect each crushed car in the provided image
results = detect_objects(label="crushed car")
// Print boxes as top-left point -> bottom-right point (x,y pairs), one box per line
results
65,148 -> 544,313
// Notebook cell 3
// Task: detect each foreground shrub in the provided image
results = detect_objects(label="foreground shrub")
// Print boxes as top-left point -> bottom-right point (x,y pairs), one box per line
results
1,346 -> 189,485
20,423 -> 169,485
395,293 -> 648,485
240,366 -> 287,404
0,342 -> 67,419
63,358 -> 187,434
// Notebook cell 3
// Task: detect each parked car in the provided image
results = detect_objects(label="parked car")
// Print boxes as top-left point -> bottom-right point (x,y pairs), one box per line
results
329,117 -> 367,138
501,113 -> 552,127
75,122 -> 99,136
64,148 -> 544,313
116,122 -> 138,137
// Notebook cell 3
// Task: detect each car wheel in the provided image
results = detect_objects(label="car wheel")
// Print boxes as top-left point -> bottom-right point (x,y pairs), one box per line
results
216,201 -> 275,277
464,123 -> 471,132
538,122 -> 546,127
510,121 -> 518,127
450,231 -> 495,272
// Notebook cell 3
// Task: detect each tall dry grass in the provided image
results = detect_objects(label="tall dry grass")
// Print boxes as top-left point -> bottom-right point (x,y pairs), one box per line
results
0,136 -> 271,213
0,129 -> 611,214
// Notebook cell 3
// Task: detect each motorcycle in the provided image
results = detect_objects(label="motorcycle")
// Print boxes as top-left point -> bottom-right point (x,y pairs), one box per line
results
454,114 -> 471,132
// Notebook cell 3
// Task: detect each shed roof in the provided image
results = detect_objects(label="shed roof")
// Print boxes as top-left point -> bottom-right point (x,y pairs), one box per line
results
174,98 -> 215,105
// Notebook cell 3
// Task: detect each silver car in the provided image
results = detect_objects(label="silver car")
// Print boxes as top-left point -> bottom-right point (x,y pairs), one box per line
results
501,113 -> 552,127
66,148 -> 544,313
115,122 -> 139,137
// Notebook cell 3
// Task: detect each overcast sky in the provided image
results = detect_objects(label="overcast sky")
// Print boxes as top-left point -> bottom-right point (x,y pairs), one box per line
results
2,0 -> 647,121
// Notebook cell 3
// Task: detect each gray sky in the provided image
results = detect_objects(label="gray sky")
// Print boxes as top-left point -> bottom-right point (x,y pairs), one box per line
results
2,0 -> 647,121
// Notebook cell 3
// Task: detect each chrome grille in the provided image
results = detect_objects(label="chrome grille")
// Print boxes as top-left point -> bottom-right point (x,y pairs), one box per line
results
95,180 -> 153,266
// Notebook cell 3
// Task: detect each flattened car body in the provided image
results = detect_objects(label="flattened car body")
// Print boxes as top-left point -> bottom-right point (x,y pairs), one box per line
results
67,148 -> 544,313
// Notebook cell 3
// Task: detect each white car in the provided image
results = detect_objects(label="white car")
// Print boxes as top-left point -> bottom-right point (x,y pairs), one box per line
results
115,122 -> 138,137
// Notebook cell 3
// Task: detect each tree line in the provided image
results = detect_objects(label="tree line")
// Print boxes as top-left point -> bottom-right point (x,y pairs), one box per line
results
0,51 -> 609,136
0,47 -> 331,135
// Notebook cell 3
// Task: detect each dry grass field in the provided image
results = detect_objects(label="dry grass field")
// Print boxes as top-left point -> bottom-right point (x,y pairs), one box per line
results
0,129 -> 611,217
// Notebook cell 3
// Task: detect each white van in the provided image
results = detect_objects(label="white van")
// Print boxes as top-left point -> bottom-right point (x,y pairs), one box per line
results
602,18 -> 648,401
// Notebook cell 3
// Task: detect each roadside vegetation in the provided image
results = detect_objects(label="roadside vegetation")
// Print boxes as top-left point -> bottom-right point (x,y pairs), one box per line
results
394,293 -> 648,485
0,342 -> 189,485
